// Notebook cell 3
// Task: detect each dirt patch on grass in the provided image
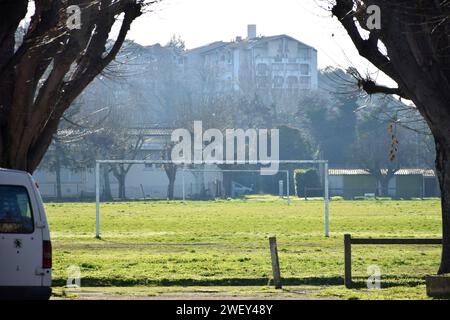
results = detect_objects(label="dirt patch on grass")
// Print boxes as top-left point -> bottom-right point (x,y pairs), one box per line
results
52,286 -> 333,300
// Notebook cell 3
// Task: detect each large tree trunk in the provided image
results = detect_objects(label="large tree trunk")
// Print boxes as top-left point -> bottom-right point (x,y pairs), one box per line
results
435,137 -> 450,274
55,154 -> 62,201
413,99 -> 450,275
118,175 -> 126,200
379,177 -> 389,198
0,1 -> 144,173
111,165 -> 127,200
377,172 -> 394,198
102,167 -> 113,201
164,164 -> 177,200
167,177 -> 175,200
332,0 -> 450,274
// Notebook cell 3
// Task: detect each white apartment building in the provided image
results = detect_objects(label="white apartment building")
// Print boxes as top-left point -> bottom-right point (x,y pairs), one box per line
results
184,25 -> 318,93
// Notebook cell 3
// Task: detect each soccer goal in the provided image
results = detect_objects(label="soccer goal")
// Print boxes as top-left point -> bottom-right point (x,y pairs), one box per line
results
94,160 -> 330,238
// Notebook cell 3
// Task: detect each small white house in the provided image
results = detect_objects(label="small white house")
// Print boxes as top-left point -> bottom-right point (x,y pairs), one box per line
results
35,128 -> 224,200
34,164 -> 223,200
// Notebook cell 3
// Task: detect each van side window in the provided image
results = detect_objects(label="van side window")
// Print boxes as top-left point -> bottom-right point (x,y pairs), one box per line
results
0,186 -> 34,234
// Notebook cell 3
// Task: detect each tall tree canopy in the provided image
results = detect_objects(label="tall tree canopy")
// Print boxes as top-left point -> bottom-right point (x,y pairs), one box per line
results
0,0 -> 154,172
331,0 -> 450,273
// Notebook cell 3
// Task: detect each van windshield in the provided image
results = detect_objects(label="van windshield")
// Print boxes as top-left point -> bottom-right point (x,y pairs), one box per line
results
0,186 -> 34,234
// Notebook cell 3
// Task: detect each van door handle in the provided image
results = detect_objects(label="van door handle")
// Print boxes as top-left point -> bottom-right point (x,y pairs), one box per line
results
35,222 -> 46,229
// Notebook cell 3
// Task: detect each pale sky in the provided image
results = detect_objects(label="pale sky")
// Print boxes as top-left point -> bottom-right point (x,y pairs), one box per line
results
126,0 -> 392,85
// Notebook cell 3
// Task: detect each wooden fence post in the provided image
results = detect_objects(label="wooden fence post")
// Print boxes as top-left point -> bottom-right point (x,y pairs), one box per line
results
269,237 -> 282,289
344,234 -> 352,288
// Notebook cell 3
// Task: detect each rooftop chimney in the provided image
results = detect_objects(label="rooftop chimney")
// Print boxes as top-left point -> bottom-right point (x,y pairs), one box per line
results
247,24 -> 257,39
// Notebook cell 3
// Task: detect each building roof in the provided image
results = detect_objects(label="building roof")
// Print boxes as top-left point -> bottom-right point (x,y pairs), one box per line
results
329,169 -> 371,176
329,169 -> 436,177
186,41 -> 232,55
185,34 -> 317,56
395,169 -> 436,177
246,35 -> 317,51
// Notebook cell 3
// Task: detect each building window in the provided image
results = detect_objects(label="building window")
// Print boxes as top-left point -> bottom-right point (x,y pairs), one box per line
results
286,63 -> 299,71
176,56 -> 184,65
300,64 -> 309,75
287,76 -> 299,88
272,63 -> 284,72
278,40 -> 283,54
299,77 -> 311,89
273,76 -> 284,88
256,76 -> 271,89
298,47 -> 310,59
219,51 -> 233,64
257,63 -> 269,76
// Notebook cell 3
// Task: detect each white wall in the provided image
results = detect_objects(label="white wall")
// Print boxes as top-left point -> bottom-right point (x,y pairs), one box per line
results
329,176 -> 344,196
34,165 -> 223,200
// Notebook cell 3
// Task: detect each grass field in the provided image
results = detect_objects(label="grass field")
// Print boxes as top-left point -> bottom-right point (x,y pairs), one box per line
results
46,196 -> 445,300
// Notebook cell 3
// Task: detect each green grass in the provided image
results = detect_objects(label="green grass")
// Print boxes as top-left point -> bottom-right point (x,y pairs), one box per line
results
46,197 -> 444,300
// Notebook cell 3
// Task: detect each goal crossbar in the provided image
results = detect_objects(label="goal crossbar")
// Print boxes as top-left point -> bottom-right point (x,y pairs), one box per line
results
95,160 -> 330,238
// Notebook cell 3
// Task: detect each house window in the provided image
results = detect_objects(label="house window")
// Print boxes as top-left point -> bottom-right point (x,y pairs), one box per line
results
257,63 -> 269,76
298,47 -> 310,59
256,76 -> 270,88
272,63 -> 284,72
227,52 -> 233,64
286,63 -> 299,71
299,77 -> 311,89
300,64 -> 309,75
278,40 -> 283,54
273,76 -> 284,88
287,76 -> 299,88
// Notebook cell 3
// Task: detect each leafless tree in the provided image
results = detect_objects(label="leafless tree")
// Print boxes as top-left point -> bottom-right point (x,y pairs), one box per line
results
329,0 -> 450,273
0,0 -> 157,172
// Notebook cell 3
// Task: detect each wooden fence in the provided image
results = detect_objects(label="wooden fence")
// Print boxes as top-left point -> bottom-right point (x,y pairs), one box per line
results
344,234 -> 442,288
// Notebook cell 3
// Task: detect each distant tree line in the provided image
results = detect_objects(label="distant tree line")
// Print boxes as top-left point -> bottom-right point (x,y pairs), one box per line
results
38,40 -> 434,199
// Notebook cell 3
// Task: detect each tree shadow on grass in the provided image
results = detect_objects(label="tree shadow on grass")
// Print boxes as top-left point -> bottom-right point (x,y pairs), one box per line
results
52,275 -> 425,289
349,275 -> 425,289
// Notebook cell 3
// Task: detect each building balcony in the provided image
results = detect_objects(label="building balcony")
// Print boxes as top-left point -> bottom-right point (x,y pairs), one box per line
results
255,57 -> 311,64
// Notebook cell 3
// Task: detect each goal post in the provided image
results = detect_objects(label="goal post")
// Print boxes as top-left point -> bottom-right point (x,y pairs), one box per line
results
95,160 -> 330,238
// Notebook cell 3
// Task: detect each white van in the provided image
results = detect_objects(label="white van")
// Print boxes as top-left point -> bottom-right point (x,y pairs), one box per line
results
0,169 -> 52,300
